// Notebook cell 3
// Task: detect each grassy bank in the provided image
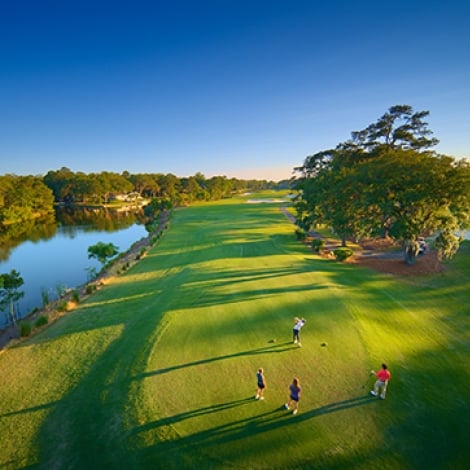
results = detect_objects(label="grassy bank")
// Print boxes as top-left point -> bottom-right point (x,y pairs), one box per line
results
0,195 -> 468,469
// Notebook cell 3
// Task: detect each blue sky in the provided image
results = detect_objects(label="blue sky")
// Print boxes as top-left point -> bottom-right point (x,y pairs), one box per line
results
1,1 -> 469,181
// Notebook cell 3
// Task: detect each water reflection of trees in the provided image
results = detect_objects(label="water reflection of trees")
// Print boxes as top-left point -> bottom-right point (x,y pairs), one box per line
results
0,207 -> 145,262
0,214 -> 57,262
55,206 -> 146,232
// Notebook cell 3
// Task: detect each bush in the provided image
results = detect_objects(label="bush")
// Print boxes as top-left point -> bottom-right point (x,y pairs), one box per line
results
19,321 -> 32,337
333,247 -> 354,261
71,290 -> 80,303
311,239 -> 325,253
86,284 -> 97,295
57,300 -> 68,312
295,228 -> 307,240
34,315 -> 48,328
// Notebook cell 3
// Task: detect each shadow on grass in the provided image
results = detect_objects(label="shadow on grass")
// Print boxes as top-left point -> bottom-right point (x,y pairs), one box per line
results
309,396 -> 376,417
132,342 -> 295,380
20,204 -> 468,468
129,395 -> 376,459
0,400 -> 60,418
130,396 -> 255,434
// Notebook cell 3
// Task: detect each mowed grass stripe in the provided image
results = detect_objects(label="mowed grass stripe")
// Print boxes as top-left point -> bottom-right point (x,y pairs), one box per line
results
0,196 -> 468,469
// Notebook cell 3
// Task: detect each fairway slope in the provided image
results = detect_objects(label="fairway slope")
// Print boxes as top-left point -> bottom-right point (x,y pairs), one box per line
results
0,198 -> 468,469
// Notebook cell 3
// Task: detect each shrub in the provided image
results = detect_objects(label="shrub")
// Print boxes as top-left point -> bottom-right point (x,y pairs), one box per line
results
57,300 -> 68,312
71,290 -> 80,303
333,247 -> 354,261
19,321 -> 32,337
34,315 -> 48,328
295,228 -> 307,240
86,284 -> 97,295
311,239 -> 325,253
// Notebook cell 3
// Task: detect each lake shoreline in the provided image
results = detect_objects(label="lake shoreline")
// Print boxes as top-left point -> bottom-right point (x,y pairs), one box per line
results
0,210 -> 171,351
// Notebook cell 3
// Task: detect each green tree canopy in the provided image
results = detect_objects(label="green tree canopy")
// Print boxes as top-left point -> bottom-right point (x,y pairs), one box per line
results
87,242 -> 120,266
0,175 -> 54,228
348,104 -> 439,151
294,105 -> 470,264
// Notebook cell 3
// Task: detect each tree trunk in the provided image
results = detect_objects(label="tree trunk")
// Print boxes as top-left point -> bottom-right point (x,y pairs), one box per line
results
403,240 -> 418,265
9,300 -> 16,325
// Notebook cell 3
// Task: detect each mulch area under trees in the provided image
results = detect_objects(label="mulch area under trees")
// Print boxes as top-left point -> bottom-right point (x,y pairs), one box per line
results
350,243 -> 443,276
302,235 -> 443,276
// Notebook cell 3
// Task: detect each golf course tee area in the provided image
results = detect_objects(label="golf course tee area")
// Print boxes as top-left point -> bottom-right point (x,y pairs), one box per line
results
0,193 -> 469,469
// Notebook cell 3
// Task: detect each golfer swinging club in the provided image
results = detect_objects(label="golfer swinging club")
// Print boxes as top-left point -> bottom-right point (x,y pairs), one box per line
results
293,317 -> 306,347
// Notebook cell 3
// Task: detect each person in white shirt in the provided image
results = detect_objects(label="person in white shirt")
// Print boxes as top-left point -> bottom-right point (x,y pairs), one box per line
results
293,317 -> 306,346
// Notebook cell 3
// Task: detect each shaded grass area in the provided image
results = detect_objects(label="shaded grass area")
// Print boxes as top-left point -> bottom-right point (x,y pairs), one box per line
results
0,197 -> 468,469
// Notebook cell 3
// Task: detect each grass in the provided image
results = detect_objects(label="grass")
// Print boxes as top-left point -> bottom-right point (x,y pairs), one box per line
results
0,195 -> 468,469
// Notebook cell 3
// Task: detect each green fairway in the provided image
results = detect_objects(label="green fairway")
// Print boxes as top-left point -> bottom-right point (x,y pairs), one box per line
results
0,195 -> 469,469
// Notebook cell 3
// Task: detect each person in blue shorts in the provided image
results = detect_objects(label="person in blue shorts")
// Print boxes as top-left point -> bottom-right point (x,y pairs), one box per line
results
285,377 -> 301,414
255,367 -> 266,400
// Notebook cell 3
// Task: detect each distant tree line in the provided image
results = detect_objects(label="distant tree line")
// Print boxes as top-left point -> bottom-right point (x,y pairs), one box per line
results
42,168 -> 290,205
294,105 -> 470,264
0,169 -> 291,231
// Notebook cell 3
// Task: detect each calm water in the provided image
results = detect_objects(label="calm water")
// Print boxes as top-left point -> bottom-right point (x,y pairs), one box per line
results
0,212 -> 147,328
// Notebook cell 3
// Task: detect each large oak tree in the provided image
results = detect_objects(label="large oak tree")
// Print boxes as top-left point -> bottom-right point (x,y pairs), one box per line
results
295,105 -> 470,264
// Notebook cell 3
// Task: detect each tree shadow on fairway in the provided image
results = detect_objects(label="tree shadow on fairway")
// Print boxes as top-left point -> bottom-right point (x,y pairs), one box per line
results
309,396 -> 376,417
130,395 -> 376,464
131,342 -> 295,381
129,397 -> 255,435
0,400 -> 60,418
134,395 -> 375,438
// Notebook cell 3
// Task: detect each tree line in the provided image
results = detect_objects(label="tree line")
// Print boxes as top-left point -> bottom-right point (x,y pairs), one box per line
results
293,105 -> 470,264
0,169 -> 290,229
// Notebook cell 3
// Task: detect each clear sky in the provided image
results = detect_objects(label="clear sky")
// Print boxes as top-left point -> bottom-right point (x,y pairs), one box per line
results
1,0 -> 469,181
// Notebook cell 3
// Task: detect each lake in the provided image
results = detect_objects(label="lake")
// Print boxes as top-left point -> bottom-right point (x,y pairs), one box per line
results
0,208 -> 148,328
